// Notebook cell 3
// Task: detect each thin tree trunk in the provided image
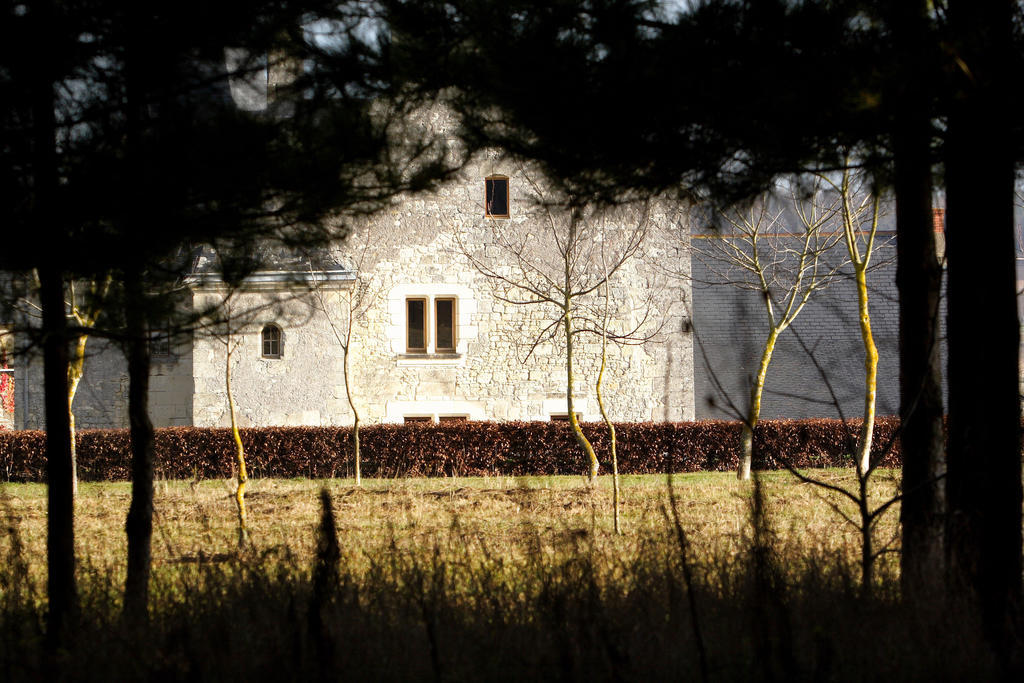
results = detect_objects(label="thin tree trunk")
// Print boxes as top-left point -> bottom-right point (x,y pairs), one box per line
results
67,334 -> 88,497
738,328 -> 779,480
860,498 -> 874,598
853,264 -> 878,476
343,345 -> 360,486
595,320 -> 620,534
944,0 -> 1021,648
226,344 -> 248,547
564,308 -> 599,482
123,272 -> 155,623
891,0 -> 947,603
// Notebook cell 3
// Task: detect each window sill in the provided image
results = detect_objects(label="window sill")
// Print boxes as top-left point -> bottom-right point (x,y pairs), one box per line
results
397,352 -> 464,367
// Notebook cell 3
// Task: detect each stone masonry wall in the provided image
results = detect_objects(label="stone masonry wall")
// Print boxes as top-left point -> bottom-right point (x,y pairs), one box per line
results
191,156 -> 695,427
16,332 -> 194,431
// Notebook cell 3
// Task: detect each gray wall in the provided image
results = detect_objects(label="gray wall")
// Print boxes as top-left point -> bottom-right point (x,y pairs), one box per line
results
691,237 -> 944,420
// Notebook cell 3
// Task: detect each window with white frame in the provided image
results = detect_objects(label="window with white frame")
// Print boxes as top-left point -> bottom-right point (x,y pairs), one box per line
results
406,296 -> 457,354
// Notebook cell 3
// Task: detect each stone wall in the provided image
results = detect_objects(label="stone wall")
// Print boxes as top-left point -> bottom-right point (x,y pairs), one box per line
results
6,131 -> 694,430
191,288 -> 351,427
16,332 -> 194,431
190,156 -> 695,427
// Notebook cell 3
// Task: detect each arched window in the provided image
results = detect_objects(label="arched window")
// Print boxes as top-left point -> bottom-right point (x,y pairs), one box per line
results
261,324 -> 282,359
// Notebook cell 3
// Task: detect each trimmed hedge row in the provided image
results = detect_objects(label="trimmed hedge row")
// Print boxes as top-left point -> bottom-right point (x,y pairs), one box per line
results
0,418 -> 902,482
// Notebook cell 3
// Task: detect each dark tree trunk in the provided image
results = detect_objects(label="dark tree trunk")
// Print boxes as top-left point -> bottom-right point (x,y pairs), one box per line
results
40,267 -> 77,644
122,271 -> 155,623
32,0 -> 77,647
891,2 -> 945,601
121,20 -> 156,623
944,0 -> 1022,649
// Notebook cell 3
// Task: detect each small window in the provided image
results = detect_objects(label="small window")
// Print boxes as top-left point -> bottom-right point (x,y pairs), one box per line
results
438,415 -> 468,423
407,298 -> 427,352
404,415 -> 433,424
549,413 -> 582,422
261,324 -> 282,358
435,298 -> 456,352
485,175 -> 510,218
149,322 -> 171,357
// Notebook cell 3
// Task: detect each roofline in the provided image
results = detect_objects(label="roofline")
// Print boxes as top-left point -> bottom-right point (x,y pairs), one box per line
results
187,269 -> 356,288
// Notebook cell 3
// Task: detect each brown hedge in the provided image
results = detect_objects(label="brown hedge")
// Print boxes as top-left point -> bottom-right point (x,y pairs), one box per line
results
0,418 -> 903,483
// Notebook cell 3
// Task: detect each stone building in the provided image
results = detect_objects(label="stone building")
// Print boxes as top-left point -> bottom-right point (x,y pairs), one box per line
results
4,157 -> 696,430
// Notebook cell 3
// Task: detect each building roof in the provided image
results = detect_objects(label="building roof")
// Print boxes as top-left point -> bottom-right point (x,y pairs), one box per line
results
187,244 -> 355,286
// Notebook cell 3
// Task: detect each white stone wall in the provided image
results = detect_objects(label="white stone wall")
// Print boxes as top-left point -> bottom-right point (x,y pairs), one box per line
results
188,157 -> 695,427
7,142 -> 694,429
191,289 -> 349,427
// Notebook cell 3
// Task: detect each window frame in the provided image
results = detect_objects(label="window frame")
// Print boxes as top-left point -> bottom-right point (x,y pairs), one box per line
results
406,297 -> 428,353
434,297 -> 457,353
261,323 -> 283,359
484,174 -> 510,218
148,322 -> 172,358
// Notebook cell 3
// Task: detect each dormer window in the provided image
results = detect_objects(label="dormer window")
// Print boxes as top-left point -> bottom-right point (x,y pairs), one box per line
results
485,175 -> 510,218
261,324 -> 283,358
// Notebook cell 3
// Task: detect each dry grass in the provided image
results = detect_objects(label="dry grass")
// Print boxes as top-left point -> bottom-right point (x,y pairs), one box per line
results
1,469 -> 902,587
1,469 -> 1009,682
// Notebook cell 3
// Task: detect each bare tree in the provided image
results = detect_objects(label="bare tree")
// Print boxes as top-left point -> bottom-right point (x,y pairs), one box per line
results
456,167 -> 650,483
743,168 -> 895,596
225,333 -> 248,548
780,329 -> 902,599
65,275 -> 113,496
309,225 -> 392,486
217,306 -> 249,548
7,273 -> 114,493
197,272 -> 330,547
817,167 -> 884,475
595,276 -> 621,530
692,186 -> 846,480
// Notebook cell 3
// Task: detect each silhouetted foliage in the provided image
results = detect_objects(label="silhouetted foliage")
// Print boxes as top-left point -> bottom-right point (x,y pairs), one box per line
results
385,0 -> 1024,645
1,0 -> 461,633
